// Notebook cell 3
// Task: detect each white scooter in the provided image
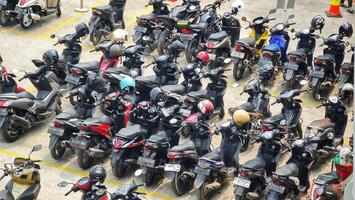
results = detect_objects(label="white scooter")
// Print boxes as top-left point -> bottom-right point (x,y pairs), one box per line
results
13,0 -> 61,29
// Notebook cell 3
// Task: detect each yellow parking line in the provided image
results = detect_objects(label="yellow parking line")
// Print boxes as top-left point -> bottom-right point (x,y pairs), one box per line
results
0,148 -> 174,200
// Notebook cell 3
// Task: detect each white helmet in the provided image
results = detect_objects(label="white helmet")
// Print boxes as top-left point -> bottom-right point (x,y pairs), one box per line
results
231,0 -> 245,14
339,147 -> 351,165
341,83 -> 354,94
112,29 -> 128,42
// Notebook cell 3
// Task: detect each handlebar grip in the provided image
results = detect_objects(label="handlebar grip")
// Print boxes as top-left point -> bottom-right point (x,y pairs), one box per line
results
271,101 -> 277,105
64,190 -> 72,196
316,105 -> 323,109
0,174 -> 6,181
18,76 -> 26,82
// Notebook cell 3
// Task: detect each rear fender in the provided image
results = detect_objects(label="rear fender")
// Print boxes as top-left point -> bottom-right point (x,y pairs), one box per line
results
89,16 -> 101,33
49,135 -> 60,150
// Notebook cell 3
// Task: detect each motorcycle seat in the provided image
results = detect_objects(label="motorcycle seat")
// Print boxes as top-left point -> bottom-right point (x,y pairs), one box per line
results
232,102 -> 254,113
264,43 -> 281,53
170,140 -> 196,152
239,37 -> 256,47
274,163 -> 299,177
201,148 -> 222,161
190,23 -> 208,32
308,118 -> 334,130
161,85 -> 186,95
135,75 -> 159,85
147,131 -> 169,143
209,31 -> 229,41
0,190 -> 15,200
74,61 -> 100,72
242,158 -> 266,170
116,124 -> 147,140
262,114 -> 284,125
288,49 -> 306,57
187,89 -> 208,99
55,108 -> 79,120
95,5 -> 113,13
139,14 -> 155,21
0,91 -> 35,99
17,183 -> 41,200
314,171 -> 340,185
83,115 -> 112,125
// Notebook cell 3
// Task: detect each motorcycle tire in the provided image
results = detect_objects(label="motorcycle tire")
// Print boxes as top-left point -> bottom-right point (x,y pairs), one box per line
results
69,95 -> 79,107
196,182 -> 209,200
77,142 -> 94,169
172,166 -> 191,196
50,137 -> 66,160
143,168 -> 155,187
0,117 -> 21,142
20,13 -> 33,29
186,38 -> 199,63
312,82 -> 321,100
112,154 -> 127,178
0,7 -> 10,26
240,134 -> 250,152
90,22 -> 104,45
56,5 -> 61,17
233,59 -> 245,81
286,75 -> 297,89
157,29 -> 171,56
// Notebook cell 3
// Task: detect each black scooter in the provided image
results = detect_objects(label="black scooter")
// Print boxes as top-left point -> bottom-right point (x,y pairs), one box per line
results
0,0 -> 18,26
89,5 -> 115,45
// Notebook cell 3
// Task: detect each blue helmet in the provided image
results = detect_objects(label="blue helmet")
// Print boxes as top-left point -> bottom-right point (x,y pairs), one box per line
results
120,76 -> 136,90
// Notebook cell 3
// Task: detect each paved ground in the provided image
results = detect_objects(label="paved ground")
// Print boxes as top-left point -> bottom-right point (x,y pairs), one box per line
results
0,0 -> 354,199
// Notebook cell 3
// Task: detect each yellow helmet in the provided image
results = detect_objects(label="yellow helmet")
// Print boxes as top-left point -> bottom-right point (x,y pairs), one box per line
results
232,109 -> 250,126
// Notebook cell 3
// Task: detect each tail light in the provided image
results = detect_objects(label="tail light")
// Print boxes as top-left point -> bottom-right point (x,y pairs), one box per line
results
53,120 -> 64,128
145,143 -> 156,150
262,51 -> 272,59
341,67 -> 351,74
207,41 -> 218,49
0,100 -> 7,108
70,68 -> 79,76
19,0 -> 27,6
273,177 -> 283,186
235,44 -> 243,52
128,140 -> 145,148
240,168 -> 250,177
167,154 -> 177,160
288,55 -> 297,63
262,125 -> 271,132
314,59 -> 325,65
113,138 -> 123,149
181,28 -> 191,34
92,8 -> 101,15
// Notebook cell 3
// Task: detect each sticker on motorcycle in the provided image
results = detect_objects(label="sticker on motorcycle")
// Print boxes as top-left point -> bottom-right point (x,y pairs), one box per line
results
233,177 -> 251,188
231,51 -> 245,59
137,156 -> 155,168
164,164 -> 181,172
47,126 -> 65,137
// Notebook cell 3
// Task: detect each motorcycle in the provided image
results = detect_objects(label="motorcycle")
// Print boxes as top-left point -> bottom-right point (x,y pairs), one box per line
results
0,145 -> 42,200
231,8 -> 276,81
58,178 -> 109,200
338,43 -> 354,106
0,0 -> 18,26
0,60 -> 62,142
0,65 -> 26,94
89,4 -> 115,45
111,170 -> 147,200
13,0 -> 61,29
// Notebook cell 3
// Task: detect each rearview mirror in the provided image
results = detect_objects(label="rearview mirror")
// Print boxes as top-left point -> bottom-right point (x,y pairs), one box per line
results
288,14 -> 295,20
57,181 -> 69,187
315,94 -> 321,100
241,16 -> 247,22
50,34 -> 56,39
134,169 -> 143,177
290,28 -> 295,33
32,145 -> 42,152
269,8 -> 277,14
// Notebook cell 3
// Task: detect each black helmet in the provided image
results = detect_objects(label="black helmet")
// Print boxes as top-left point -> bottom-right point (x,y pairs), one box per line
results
339,22 -> 353,38
86,71 -> 106,94
182,63 -> 195,77
42,49 -> 59,66
89,165 -> 107,183
311,15 -> 325,31
150,87 -> 165,102
75,23 -> 89,37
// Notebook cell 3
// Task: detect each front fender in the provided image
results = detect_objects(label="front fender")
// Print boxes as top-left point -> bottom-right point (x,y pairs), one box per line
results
89,16 -> 101,33
194,174 -> 207,189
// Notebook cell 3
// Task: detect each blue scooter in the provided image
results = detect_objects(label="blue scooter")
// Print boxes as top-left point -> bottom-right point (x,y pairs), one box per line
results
258,14 -> 295,86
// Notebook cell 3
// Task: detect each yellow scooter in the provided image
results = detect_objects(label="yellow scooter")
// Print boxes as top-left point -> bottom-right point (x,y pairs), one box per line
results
0,145 -> 42,200
231,9 -> 276,81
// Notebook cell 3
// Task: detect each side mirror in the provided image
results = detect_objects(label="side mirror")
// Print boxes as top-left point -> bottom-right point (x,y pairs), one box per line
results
134,169 -> 143,177
299,80 -> 308,85
269,8 -> 277,14
50,34 -> 56,39
288,14 -> 295,20
241,16 -> 247,22
32,145 -> 42,152
57,181 -> 69,187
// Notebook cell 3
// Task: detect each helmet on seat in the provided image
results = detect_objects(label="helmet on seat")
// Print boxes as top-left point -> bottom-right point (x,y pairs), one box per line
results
150,87 -> 165,102
196,51 -> 209,65
112,29 -> 128,42
339,22 -> 353,38
120,76 -> 136,90
231,0 -> 245,14
311,15 -> 325,31
75,23 -> 89,38
89,165 -> 107,183
42,49 -> 59,66
232,109 -> 250,126
182,63 -> 196,78
197,99 -> 214,117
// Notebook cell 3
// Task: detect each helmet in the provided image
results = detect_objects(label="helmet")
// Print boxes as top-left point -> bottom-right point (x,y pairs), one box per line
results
339,147 -> 351,165
232,109 -> 250,126
197,100 -> 214,116
112,29 -> 128,42
341,83 -> 354,93
231,0 -> 245,14
244,79 -> 260,94
339,22 -> 353,38
182,63 -> 195,77
311,15 -> 325,31
42,49 -> 59,66
150,87 -> 165,102
196,51 -> 209,65
89,165 -> 107,183
109,44 -> 125,58
120,76 -> 136,90
86,71 -> 106,94
75,23 -> 89,37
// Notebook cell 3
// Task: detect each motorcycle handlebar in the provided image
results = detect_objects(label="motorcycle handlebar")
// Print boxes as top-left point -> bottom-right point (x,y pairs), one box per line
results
18,75 -> 26,82
64,189 -> 73,196
271,101 -> 278,105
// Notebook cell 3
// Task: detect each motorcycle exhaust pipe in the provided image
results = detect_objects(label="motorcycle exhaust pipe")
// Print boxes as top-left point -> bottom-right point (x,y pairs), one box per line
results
30,13 -> 41,21
10,115 -> 31,128
321,81 -> 332,88
89,148 -> 105,158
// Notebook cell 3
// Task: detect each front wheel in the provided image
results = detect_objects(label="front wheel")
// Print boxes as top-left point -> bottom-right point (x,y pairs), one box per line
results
172,166 -> 192,196
143,168 -> 155,187
0,117 -> 22,142
56,5 -> 61,17
112,153 -> 127,178
90,22 -> 104,45
157,29 -> 172,55
0,7 -> 11,26
233,59 -> 246,81
50,137 -> 66,160
20,13 -> 33,29
186,38 -> 198,63
69,95 -> 79,106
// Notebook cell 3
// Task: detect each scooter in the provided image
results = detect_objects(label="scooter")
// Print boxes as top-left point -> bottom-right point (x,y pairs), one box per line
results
0,145 -> 42,200
232,8 -> 276,81
13,0 -> 61,29
0,0 -> 18,26
0,60 -> 62,142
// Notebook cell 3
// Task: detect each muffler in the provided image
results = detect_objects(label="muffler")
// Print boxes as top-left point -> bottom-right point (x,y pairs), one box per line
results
321,81 -> 332,88
89,148 -> 105,158
30,13 -> 41,20
10,115 -> 31,128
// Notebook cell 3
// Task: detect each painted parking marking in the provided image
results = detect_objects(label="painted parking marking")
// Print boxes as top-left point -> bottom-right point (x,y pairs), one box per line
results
0,148 -> 174,200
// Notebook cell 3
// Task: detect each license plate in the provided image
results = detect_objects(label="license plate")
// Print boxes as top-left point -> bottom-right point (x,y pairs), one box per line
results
164,164 -> 181,172
233,177 -> 251,188
208,54 -> 216,61
0,0 -> 7,5
194,166 -> 210,176
65,75 -> 80,85
137,156 -> 155,168
0,108 -> 8,116
134,26 -> 147,33
47,126 -> 64,137
178,33 -> 194,41
269,183 -> 285,194
284,63 -> 298,70
231,51 -> 245,58
310,70 -> 324,78
179,109 -> 191,117
70,138 -> 87,149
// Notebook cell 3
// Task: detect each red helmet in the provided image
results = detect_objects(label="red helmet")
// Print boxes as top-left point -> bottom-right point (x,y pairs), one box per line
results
197,100 -> 214,116
196,51 -> 209,65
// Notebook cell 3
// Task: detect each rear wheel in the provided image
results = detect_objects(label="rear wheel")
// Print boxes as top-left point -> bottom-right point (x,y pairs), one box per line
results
0,7 -> 11,26
112,154 -> 128,178
186,38 -> 199,63
240,134 -> 250,152
69,96 -> 79,106
50,137 -> 66,160
77,141 -> 94,169
312,82 -> 321,100
157,29 -> 172,55
143,168 -> 155,187
90,22 -> 104,45
0,117 -> 22,142
172,166 -> 191,196
233,59 -> 245,81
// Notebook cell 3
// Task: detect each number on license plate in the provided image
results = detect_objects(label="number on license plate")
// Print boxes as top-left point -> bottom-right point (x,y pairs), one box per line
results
164,164 -> 181,172
70,139 -> 86,149
137,156 -> 155,168
194,166 -> 210,176
0,109 -> 8,116
310,70 -> 324,78
233,177 -> 251,188
285,63 -> 298,70
179,109 -> 191,116
178,33 -> 194,41
47,126 -> 65,137
65,75 -> 80,85
269,183 -> 285,194
208,54 -> 216,61
231,51 -> 245,58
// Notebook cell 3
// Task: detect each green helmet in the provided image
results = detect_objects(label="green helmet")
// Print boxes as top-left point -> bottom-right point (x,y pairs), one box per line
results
120,76 -> 136,90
